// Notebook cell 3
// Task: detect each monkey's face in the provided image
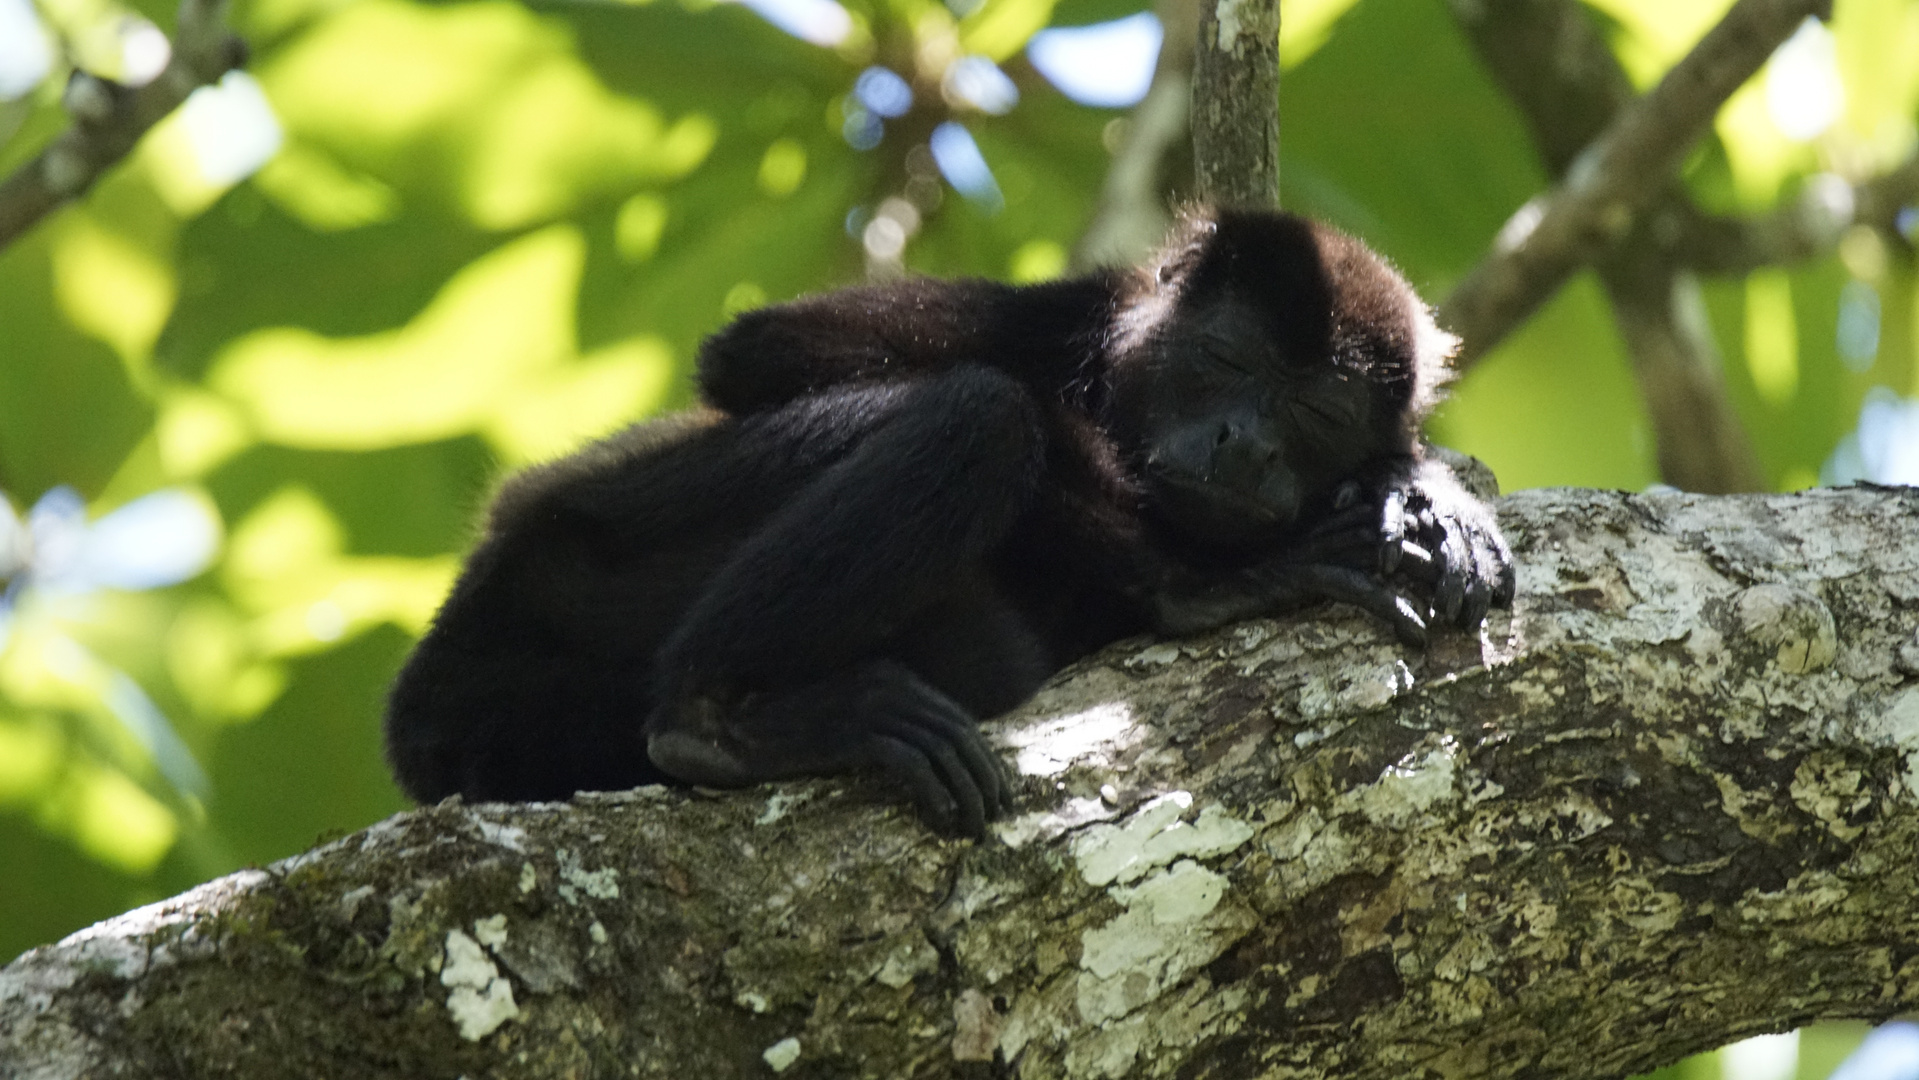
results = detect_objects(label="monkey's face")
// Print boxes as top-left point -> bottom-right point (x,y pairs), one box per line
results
1115,298 -> 1384,553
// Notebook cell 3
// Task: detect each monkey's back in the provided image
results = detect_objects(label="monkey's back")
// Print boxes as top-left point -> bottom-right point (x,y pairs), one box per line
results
383,411 -> 797,804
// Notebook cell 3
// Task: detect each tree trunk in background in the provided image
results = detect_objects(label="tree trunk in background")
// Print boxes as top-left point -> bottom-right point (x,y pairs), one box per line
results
1191,0 -> 1278,208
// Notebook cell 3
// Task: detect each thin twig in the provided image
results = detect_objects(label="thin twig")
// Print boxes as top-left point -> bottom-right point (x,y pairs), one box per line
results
0,0 -> 244,251
1072,0 -> 1199,269
1676,155 -> 1919,274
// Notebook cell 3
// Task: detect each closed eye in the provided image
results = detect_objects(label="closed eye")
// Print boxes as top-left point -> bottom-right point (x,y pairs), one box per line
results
1201,344 -> 1253,377
1294,400 -> 1347,426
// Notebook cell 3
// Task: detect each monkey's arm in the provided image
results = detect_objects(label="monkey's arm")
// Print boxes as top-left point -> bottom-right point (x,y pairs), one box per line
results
696,277 -> 1115,414
1145,492 -> 1437,645
645,367 -> 1045,836
1146,463 -> 1516,647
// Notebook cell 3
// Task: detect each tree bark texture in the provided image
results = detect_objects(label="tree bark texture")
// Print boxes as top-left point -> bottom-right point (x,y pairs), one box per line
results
7,487 -> 1919,1080
1191,0 -> 1278,208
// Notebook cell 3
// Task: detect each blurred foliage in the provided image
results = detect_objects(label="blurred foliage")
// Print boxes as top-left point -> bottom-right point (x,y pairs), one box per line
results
1633,1025 -> 1878,1080
0,9 -> 1916,1066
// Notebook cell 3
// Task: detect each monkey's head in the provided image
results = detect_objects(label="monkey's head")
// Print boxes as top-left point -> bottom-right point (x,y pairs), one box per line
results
1106,208 -> 1458,553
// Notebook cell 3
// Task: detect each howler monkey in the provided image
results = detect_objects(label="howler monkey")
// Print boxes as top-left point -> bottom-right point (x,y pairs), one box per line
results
385,209 -> 1514,836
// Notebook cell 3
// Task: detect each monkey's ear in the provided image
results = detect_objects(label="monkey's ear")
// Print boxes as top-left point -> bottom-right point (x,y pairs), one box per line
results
1150,206 -> 1223,287
1153,236 -> 1209,288
1408,306 -> 1462,420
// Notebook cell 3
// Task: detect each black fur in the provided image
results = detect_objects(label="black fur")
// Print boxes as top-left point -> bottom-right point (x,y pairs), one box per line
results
385,208 -> 1514,835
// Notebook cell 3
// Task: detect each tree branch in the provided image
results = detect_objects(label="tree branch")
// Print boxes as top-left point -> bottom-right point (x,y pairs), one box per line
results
0,0 -> 245,251
1676,155 -> 1919,275
1190,0 -> 1278,208
1448,0 -> 1770,492
1438,0 -> 1830,368
1600,243 -> 1769,490
7,486 -> 1919,1079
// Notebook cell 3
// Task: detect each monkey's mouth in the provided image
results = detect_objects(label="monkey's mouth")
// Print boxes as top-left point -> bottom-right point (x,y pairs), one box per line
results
1144,468 -> 1297,549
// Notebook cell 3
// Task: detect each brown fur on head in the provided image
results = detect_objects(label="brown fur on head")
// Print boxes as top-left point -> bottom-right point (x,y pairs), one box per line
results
1126,206 -> 1458,444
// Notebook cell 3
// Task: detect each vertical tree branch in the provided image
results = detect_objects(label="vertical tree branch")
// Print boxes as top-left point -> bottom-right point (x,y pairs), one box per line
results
1072,0 -> 1201,269
1602,242 -> 1769,490
1190,0 -> 1278,208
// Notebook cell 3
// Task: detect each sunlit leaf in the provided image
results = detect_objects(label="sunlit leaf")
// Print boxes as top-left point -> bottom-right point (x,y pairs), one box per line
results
208,225 -> 584,448
155,389 -> 253,479
1007,238 -> 1066,281
758,137 -> 809,196
484,336 -> 676,466
222,486 -> 343,602
167,599 -> 285,722
1279,0 -> 1363,68
1745,269 -> 1800,407
249,141 -> 401,232
0,610 -> 207,812
220,485 -> 456,653
259,0 -> 718,229
962,0 -> 1059,61
48,758 -> 177,874
0,713 -> 62,804
1579,0 -> 1734,89
246,556 -> 457,655
1829,0 -> 1919,166
616,193 -> 670,261
0,619 -> 100,715
0,227 -> 154,499
49,214 -> 176,378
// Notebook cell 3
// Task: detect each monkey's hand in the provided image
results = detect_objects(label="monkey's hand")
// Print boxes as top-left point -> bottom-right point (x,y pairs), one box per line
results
1148,505 -> 1432,645
1375,461 -> 1516,630
645,662 -> 1014,838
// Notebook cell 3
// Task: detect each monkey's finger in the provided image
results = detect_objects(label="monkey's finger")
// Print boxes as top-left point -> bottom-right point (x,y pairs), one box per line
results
876,665 -> 1011,819
919,688 -> 1013,817
1288,523 -> 1383,567
1391,541 -> 1440,588
1408,510 -> 1452,585
1494,557 -> 1518,608
1472,527 -> 1517,624
1379,489 -> 1409,573
882,720 -> 988,839
1411,506 -> 1443,551
1333,480 -> 1363,512
1435,525 -> 1470,624
1460,566 -> 1493,628
1297,565 -> 1428,647
884,692 -> 1003,822
871,736 -> 962,836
